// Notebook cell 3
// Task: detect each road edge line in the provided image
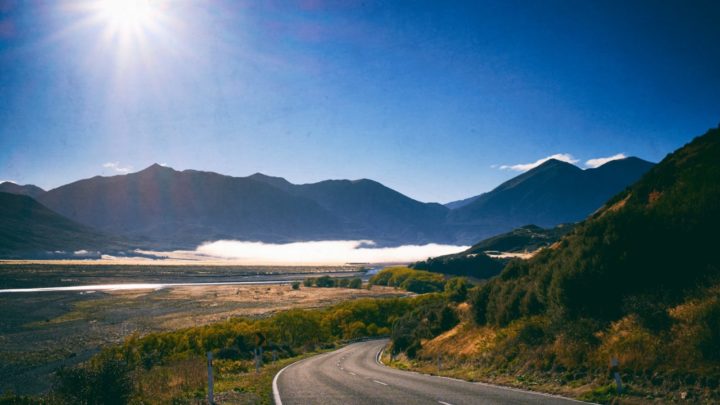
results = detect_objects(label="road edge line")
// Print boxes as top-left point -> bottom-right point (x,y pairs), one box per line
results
273,354 -> 321,405
272,347 -> 351,405
272,360 -> 291,405
373,343 -> 594,405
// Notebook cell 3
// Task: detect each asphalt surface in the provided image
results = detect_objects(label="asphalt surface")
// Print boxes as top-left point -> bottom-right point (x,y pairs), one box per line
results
274,339 -> 588,405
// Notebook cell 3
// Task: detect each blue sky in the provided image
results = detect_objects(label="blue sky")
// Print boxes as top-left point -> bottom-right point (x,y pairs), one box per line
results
1,0 -> 719,203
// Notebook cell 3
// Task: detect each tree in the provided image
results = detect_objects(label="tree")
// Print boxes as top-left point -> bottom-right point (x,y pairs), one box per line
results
348,278 -> 362,289
315,276 -> 335,288
303,278 -> 315,287
444,277 -> 469,302
291,281 -> 301,290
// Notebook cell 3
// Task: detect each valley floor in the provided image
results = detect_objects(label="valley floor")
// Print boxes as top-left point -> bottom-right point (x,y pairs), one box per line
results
0,263 -> 406,395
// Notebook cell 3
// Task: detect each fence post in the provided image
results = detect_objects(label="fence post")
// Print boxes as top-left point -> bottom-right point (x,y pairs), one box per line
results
610,357 -> 623,394
207,351 -> 214,404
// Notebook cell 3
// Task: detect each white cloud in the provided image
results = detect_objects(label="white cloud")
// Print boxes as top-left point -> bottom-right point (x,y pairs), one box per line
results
497,153 -> 579,172
1,180 -> 17,184
103,162 -> 133,174
585,153 -> 626,168
189,240 -> 468,265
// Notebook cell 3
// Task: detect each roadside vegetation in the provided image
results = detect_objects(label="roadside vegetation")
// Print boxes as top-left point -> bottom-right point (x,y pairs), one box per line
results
368,266 -> 446,293
0,268 -> 466,404
302,275 -> 363,289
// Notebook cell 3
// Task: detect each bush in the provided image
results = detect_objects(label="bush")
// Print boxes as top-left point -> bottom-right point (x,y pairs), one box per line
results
390,294 -> 459,358
302,278 -> 315,287
469,285 -> 490,325
370,267 -> 445,293
348,278 -> 362,289
444,277 -> 469,302
53,360 -> 132,405
400,277 -> 443,294
291,281 -> 301,290
336,278 -> 350,288
315,276 -> 335,288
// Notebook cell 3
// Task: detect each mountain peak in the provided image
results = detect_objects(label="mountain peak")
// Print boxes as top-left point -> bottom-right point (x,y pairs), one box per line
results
536,158 -> 579,170
247,172 -> 293,190
139,163 -> 174,173
0,181 -> 46,199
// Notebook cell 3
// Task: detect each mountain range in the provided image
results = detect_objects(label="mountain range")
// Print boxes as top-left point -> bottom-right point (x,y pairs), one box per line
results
445,157 -> 655,241
0,156 -> 654,256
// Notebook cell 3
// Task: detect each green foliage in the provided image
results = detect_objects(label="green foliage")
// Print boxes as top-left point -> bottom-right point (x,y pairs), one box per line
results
96,297 -> 416,374
412,252 -> 506,279
369,267 -> 446,293
314,276 -> 335,288
444,277 -> 470,302
53,360 -> 132,405
390,294 -> 459,358
291,281 -> 301,290
42,295 -> 426,404
301,276 -> 361,289
0,393 -> 42,405
348,277 -> 362,289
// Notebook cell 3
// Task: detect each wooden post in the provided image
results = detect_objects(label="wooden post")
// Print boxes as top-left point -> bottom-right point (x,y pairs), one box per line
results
610,357 -> 623,394
207,351 -> 214,404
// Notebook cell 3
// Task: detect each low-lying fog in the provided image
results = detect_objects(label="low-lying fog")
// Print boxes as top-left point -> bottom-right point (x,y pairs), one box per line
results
123,240 -> 468,265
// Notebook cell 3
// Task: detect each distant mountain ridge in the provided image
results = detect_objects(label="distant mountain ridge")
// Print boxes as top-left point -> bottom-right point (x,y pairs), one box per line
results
446,156 -> 654,241
0,181 -> 45,199
0,192 -> 125,258
1,156 -> 654,251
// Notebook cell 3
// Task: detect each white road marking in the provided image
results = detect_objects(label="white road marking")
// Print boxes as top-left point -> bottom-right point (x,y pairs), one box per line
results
349,372 -> 357,376
373,380 -> 388,386
438,401 -> 453,405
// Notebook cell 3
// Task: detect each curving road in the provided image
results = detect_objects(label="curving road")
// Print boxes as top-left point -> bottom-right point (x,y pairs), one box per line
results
273,339 -> 588,405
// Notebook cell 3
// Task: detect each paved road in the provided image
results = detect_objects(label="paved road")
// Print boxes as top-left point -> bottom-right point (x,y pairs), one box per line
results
273,339 -> 588,405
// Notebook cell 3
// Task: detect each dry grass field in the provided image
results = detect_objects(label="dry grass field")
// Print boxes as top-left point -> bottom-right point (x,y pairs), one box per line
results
0,263 -> 406,395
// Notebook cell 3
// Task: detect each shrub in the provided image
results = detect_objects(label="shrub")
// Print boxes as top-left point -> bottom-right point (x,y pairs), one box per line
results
302,278 -> 315,287
390,295 -> 459,358
53,360 -> 132,405
444,277 -> 470,302
315,276 -> 335,288
348,278 -> 362,289
370,267 -> 445,293
291,281 -> 301,290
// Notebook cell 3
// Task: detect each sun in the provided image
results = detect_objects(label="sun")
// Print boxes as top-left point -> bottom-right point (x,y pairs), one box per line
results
95,0 -> 158,33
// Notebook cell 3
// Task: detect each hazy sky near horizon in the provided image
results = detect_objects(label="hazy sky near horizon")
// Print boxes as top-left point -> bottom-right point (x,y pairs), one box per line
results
1,0 -> 719,203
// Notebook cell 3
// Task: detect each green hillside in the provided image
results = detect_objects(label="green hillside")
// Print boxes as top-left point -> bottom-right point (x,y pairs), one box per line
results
390,126 -> 720,403
473,126 -> 720,324
412,224 -> 574,279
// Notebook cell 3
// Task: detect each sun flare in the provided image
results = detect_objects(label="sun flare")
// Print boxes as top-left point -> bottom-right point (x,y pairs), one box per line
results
96,0 -> 158,32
